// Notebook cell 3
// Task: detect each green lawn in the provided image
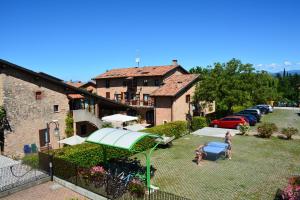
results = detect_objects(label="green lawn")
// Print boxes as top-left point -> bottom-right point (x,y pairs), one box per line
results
252,108 -> 300,133
134,109 -> 300,200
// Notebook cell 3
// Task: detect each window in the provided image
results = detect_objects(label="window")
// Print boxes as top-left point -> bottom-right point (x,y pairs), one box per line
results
133,79 -> 137,87
53,105 -> 59,112
143,94 -> 149,101
154,79 -> 159,86
124,92 -> 129,100
106,92 -> 110,99
35,91 -> 42,100
105,80 -> 110,88
143,79 -> 148,86
186,95 -> 190,103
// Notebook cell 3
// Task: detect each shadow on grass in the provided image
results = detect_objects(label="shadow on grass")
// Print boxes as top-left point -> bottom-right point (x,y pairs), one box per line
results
273,188 -> 283,200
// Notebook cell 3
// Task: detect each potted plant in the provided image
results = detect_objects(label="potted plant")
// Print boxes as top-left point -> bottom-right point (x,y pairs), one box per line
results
281,176 -> 300,200
90,166 -> 106,188
128,178 -> 145,198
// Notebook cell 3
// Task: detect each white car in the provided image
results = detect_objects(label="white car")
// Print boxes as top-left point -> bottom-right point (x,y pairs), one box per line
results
257,104 -> 273,113
245,108 -> 261,116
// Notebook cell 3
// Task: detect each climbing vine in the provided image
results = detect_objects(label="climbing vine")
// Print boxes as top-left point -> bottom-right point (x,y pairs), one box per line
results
65,112 -> 74,138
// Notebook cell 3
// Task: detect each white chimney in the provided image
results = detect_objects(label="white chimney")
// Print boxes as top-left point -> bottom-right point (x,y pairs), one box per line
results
172,59 -> 178,66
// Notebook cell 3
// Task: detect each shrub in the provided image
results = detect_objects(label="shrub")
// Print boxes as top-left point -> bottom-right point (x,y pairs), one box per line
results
281,127 -> 299,140
257,123 -> 278,138
22,153 -> 38,168
143,121 -> 188,139
101,122 -> 113,128
65,112 -> 74,138
239,124 -> 250,136
191,117 -> 208,131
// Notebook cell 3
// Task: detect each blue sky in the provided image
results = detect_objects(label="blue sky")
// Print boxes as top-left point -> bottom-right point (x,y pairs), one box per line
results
1,0 -> 299,81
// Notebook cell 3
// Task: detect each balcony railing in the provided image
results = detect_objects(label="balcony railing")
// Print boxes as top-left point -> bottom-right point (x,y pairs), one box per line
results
115,99 -> 154,107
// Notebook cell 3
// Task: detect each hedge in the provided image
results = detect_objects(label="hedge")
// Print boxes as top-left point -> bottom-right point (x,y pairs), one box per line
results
142,121 -> 188,139
191,117 -> 208,131
51,137 -> 155,168
22,153 -> 39,169
51,121 -> 188,167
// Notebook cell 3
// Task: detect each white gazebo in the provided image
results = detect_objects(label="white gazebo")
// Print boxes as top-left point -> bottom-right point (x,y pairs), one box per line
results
101,114 -> 138,128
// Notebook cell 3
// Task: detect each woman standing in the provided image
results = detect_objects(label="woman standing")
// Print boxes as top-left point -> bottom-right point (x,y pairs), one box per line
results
225,131 -> 232,160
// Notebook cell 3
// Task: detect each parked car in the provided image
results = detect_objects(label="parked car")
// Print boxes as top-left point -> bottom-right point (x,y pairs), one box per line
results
233,113 -> 257,126
252,105 -> 269,114
238,109 -> 261,122
210,116 -> 248,129
257,104 -> 273,113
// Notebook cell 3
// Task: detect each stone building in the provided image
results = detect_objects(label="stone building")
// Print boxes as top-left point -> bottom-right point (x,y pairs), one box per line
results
0,59 -> 128,155
93,60 -> 215,125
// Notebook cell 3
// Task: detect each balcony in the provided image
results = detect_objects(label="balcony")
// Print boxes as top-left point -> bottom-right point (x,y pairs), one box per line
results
115,99 -> 154,107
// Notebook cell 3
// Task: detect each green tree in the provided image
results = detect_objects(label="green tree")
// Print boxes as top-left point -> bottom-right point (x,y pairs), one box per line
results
193,58 -> 279,115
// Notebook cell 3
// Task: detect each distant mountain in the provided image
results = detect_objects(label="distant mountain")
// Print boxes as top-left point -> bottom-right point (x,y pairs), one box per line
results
271,70 -> 300,76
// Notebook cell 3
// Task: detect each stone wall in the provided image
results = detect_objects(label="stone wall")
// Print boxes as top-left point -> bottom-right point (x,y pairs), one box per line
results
1,67 -> 69,155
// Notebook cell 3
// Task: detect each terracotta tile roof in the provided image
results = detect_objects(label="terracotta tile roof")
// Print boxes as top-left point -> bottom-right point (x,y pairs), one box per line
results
67,94 -> 84,99
66,81 -> 85,88
150,74 -> 199,97
94,65 -> 180,79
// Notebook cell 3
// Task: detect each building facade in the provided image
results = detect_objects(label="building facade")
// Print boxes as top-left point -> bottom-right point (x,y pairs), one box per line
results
0,59 -> 128,156
94,60 -> 215,125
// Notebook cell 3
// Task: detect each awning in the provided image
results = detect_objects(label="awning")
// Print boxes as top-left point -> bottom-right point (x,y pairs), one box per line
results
86,128 -> 158,150
101,114 -> 138,123
67,94 -> 84,99
58,135 -> 86,145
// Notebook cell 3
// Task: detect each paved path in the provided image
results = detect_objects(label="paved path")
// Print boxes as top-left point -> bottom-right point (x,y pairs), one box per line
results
191,127 -> 239,138
274,107 -> 300,111
0,155 -> 20,168
0,155 -> 47,192
2,181 -> 89,200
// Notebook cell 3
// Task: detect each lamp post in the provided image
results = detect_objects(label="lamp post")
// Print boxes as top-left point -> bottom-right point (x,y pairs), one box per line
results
45,120 -> 60,181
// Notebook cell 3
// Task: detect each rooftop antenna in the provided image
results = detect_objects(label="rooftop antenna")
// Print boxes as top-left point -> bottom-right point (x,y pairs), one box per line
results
135,49 -> 140,67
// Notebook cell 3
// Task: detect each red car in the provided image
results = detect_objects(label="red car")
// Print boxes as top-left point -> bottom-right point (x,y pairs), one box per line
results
210,116 -> 248,129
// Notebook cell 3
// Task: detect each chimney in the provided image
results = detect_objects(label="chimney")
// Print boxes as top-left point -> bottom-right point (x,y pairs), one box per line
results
172,59 -> 178,66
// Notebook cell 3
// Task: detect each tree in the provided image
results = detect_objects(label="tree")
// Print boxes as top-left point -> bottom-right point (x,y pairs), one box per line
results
193,58 -> 278,115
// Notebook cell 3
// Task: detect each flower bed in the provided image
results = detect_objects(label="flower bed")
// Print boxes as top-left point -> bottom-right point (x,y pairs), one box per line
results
280,176 -> 300,200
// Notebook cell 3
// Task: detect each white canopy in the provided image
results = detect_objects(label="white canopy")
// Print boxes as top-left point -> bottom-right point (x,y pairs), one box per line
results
58,135 -> 86,146
86,128 -> 158,150
101,114 -> 138,123
123,124 -> 149,131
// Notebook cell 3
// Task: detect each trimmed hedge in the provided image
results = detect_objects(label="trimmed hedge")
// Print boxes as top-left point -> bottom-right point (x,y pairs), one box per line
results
142,121 -> 188,139
51,137 -> 155,168
52,121 -> 189,167
191,117 -> 208,131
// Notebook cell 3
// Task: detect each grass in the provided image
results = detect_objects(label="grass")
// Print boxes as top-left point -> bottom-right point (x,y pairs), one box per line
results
252,108 -> 300,134
134,109 -> 300,200
135,135 -> 300,200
